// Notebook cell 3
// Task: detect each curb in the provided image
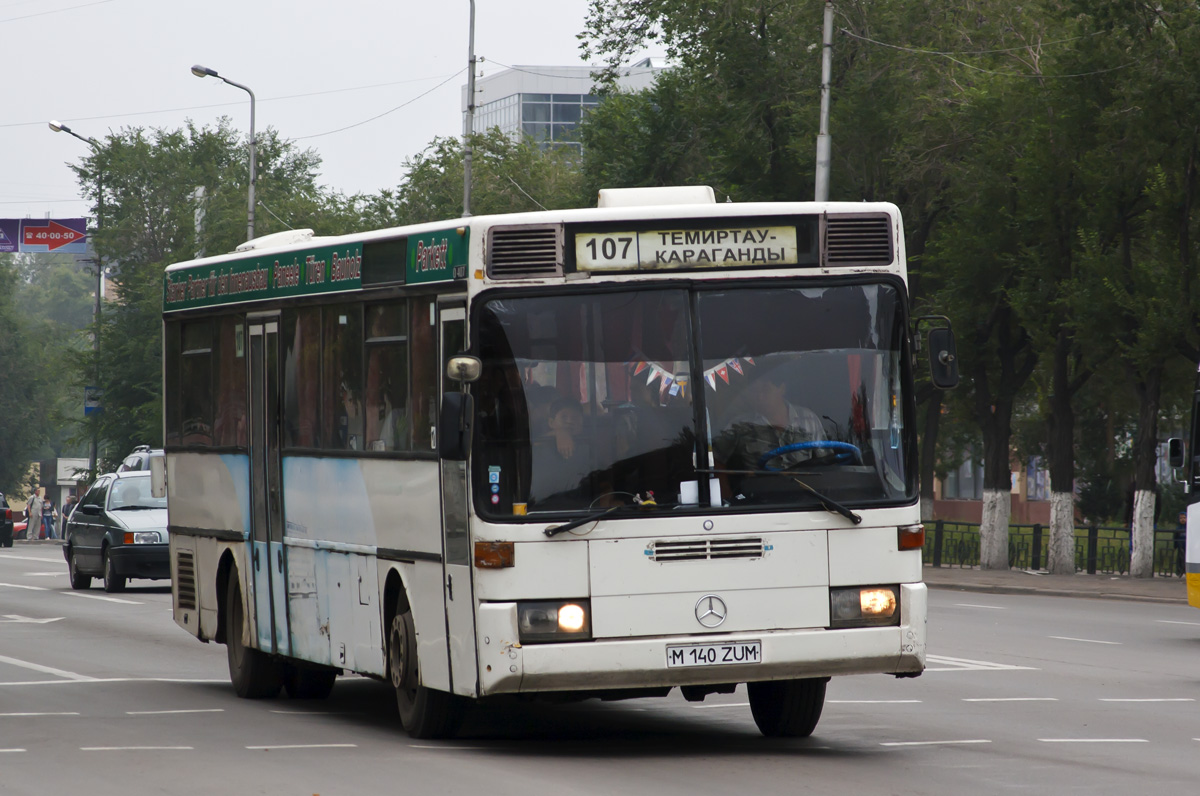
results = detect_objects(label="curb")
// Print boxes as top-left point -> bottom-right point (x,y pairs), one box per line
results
926,580 -> 1188,606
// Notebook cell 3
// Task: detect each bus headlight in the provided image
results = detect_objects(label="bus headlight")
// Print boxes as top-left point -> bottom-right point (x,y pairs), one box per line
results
829,586 -> 899,628
517,600 -> 592,643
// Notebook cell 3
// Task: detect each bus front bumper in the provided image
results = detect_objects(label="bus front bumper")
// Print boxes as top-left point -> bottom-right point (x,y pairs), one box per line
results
475,583 -> 927,696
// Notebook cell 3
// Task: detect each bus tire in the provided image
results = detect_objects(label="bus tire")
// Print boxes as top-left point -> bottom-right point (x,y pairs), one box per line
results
225,574 -> 282,699
282,664 -> 337,700
747,677 -> 828,738
388,604 -> 465,739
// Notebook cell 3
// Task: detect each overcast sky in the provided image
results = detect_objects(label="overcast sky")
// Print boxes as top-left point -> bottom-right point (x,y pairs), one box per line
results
2,0 -> 624,222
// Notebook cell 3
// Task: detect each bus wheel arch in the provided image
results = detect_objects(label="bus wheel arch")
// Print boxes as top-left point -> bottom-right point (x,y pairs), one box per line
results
214,548 -> 238,645
385,572 -> 465,739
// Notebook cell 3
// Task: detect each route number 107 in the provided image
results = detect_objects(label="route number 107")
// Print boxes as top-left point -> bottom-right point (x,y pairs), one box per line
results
576,232 -> 640,270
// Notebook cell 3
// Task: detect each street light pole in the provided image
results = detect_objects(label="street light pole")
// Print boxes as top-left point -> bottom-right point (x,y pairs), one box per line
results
48,120 -> 103,480
191,65 -> 256,241
814,0 -> 834,202
462,0 -> 477,218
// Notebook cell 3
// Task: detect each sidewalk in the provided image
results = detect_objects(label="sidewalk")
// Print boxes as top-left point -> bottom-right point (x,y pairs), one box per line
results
924,564 -> 1188,605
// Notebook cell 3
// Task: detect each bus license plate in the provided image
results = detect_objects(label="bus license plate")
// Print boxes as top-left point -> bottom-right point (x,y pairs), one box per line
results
666,641 -> 762,668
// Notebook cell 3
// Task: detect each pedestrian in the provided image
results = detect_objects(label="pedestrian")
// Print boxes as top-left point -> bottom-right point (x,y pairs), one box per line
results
25,489 -> 44,541
61,494 -> 78,539
42,497 -> 57,540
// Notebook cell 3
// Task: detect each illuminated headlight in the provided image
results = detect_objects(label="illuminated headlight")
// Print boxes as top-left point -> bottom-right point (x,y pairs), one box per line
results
829,586 -> 899,628
517,600 -> 592,643
124,531 -> 163,544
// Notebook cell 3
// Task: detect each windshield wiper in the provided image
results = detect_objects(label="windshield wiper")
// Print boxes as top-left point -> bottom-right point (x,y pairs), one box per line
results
544,494 -> 664,538
699,468 -> 862,525
111,505 -> 158,511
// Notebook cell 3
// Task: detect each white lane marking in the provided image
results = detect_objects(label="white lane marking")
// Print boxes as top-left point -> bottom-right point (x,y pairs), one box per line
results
0,555 -> 63,563
0,712 -> 80,717
0,615 -> 63,624
1048,636 -> 1121,645
1038,738 -> 1148,743
0,655 -> 94,681
881,739 -> 991,747
962,697 -> 1058,702
246,744 -> 357,750
1099,698 -> 1194,703
688,702 -> 749,709
27,572 -> 67,577
61,592 -> 142,605
127,709 -> 225,715
926,655 -> 1037,672
1,748 -> 26,753
953,603 -> 1007,610
0,677 -> 227,687
0,582 -> 48,591
83,746 -> 194,751
829,700 -> 922,704
1157,620 -> 1200,627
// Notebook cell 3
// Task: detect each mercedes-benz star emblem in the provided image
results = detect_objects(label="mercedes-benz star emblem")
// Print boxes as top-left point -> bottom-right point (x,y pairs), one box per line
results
694,594 -> 728,628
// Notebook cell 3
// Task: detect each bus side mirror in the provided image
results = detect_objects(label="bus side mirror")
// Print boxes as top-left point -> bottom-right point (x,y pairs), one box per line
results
928,327 -> 959,390
1168,437 -> 1185,469
150,455 -> 167,499
439,392 -> 474,461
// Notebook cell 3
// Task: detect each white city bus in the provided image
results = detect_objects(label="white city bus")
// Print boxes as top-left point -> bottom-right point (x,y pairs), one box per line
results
161,186 -> 958,739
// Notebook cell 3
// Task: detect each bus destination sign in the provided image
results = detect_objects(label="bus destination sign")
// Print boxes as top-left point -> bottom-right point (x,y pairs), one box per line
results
575,226 -> 798,272
406,227 -> 469,285
163,243 -> 363,311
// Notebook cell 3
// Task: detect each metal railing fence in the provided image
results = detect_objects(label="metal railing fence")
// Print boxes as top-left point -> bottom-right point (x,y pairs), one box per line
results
924,521 -> 1186,577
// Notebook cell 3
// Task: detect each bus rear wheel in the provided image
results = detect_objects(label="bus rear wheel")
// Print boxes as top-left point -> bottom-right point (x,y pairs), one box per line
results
388,602 -> 465,739
225,574 -> 282,699
747,677 -> 828,737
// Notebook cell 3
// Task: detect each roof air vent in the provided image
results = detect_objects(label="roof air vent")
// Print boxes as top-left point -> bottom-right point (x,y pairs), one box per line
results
487,224 -> 563,279
824,214 -> 893,266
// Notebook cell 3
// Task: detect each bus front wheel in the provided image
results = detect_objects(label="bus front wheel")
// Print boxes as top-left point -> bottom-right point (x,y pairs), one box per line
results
225,574 -> 282,699
388,602 -> 465,739
747,677 -> 828,737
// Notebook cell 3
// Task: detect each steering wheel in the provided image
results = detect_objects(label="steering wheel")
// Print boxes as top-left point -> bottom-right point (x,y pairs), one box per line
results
758,440 -> 863,471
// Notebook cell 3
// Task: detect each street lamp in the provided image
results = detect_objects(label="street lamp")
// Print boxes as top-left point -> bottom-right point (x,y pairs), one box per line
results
191,64 -> 256,241
48,120 -> 103,481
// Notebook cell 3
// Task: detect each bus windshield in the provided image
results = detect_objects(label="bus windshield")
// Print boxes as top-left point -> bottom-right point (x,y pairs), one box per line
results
473,281 -> 914,517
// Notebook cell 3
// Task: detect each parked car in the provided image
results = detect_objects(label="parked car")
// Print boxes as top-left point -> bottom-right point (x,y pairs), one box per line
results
13,520 -> 28,540
116,446 -> 164,473
0,492 -> 12,547
64,471 -> 169,592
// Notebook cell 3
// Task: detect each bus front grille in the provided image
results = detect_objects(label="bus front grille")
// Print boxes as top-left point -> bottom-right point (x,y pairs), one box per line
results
487,224 -> 563,278
176,550 -> 197,610
824,214 -> 893,266
650,538 -> 764,562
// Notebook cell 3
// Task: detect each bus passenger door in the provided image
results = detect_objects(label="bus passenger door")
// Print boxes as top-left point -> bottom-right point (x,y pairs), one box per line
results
439,302 -> 478,697
248,320 -> 291,657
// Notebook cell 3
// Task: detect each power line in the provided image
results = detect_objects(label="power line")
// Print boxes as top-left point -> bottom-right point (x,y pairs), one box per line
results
0,73 -> 464,131
841,29 -> 1139,79
293,69 -> 466,141
0,0 -> 114,23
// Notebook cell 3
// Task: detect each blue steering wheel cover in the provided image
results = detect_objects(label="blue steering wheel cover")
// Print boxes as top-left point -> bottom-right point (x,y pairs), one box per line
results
758,440 -> 862,470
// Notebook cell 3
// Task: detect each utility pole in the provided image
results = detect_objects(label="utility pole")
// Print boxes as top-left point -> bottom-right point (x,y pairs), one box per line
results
463,0 -> 477,217
814,0 -> 834,201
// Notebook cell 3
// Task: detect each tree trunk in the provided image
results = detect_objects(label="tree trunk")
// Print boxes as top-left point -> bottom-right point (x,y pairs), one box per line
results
1048,492 -> 1075,573
919,390 -> 943,523
979,405 -> 1014,570
1046,329 -> 1081,574
1129,366 -> 1163,578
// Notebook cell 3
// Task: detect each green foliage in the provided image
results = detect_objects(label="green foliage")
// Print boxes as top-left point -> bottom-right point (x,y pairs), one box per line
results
359,129 -> 583,227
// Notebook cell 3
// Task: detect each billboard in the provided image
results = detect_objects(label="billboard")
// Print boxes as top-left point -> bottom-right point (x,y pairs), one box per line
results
0,218 -> 89,254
